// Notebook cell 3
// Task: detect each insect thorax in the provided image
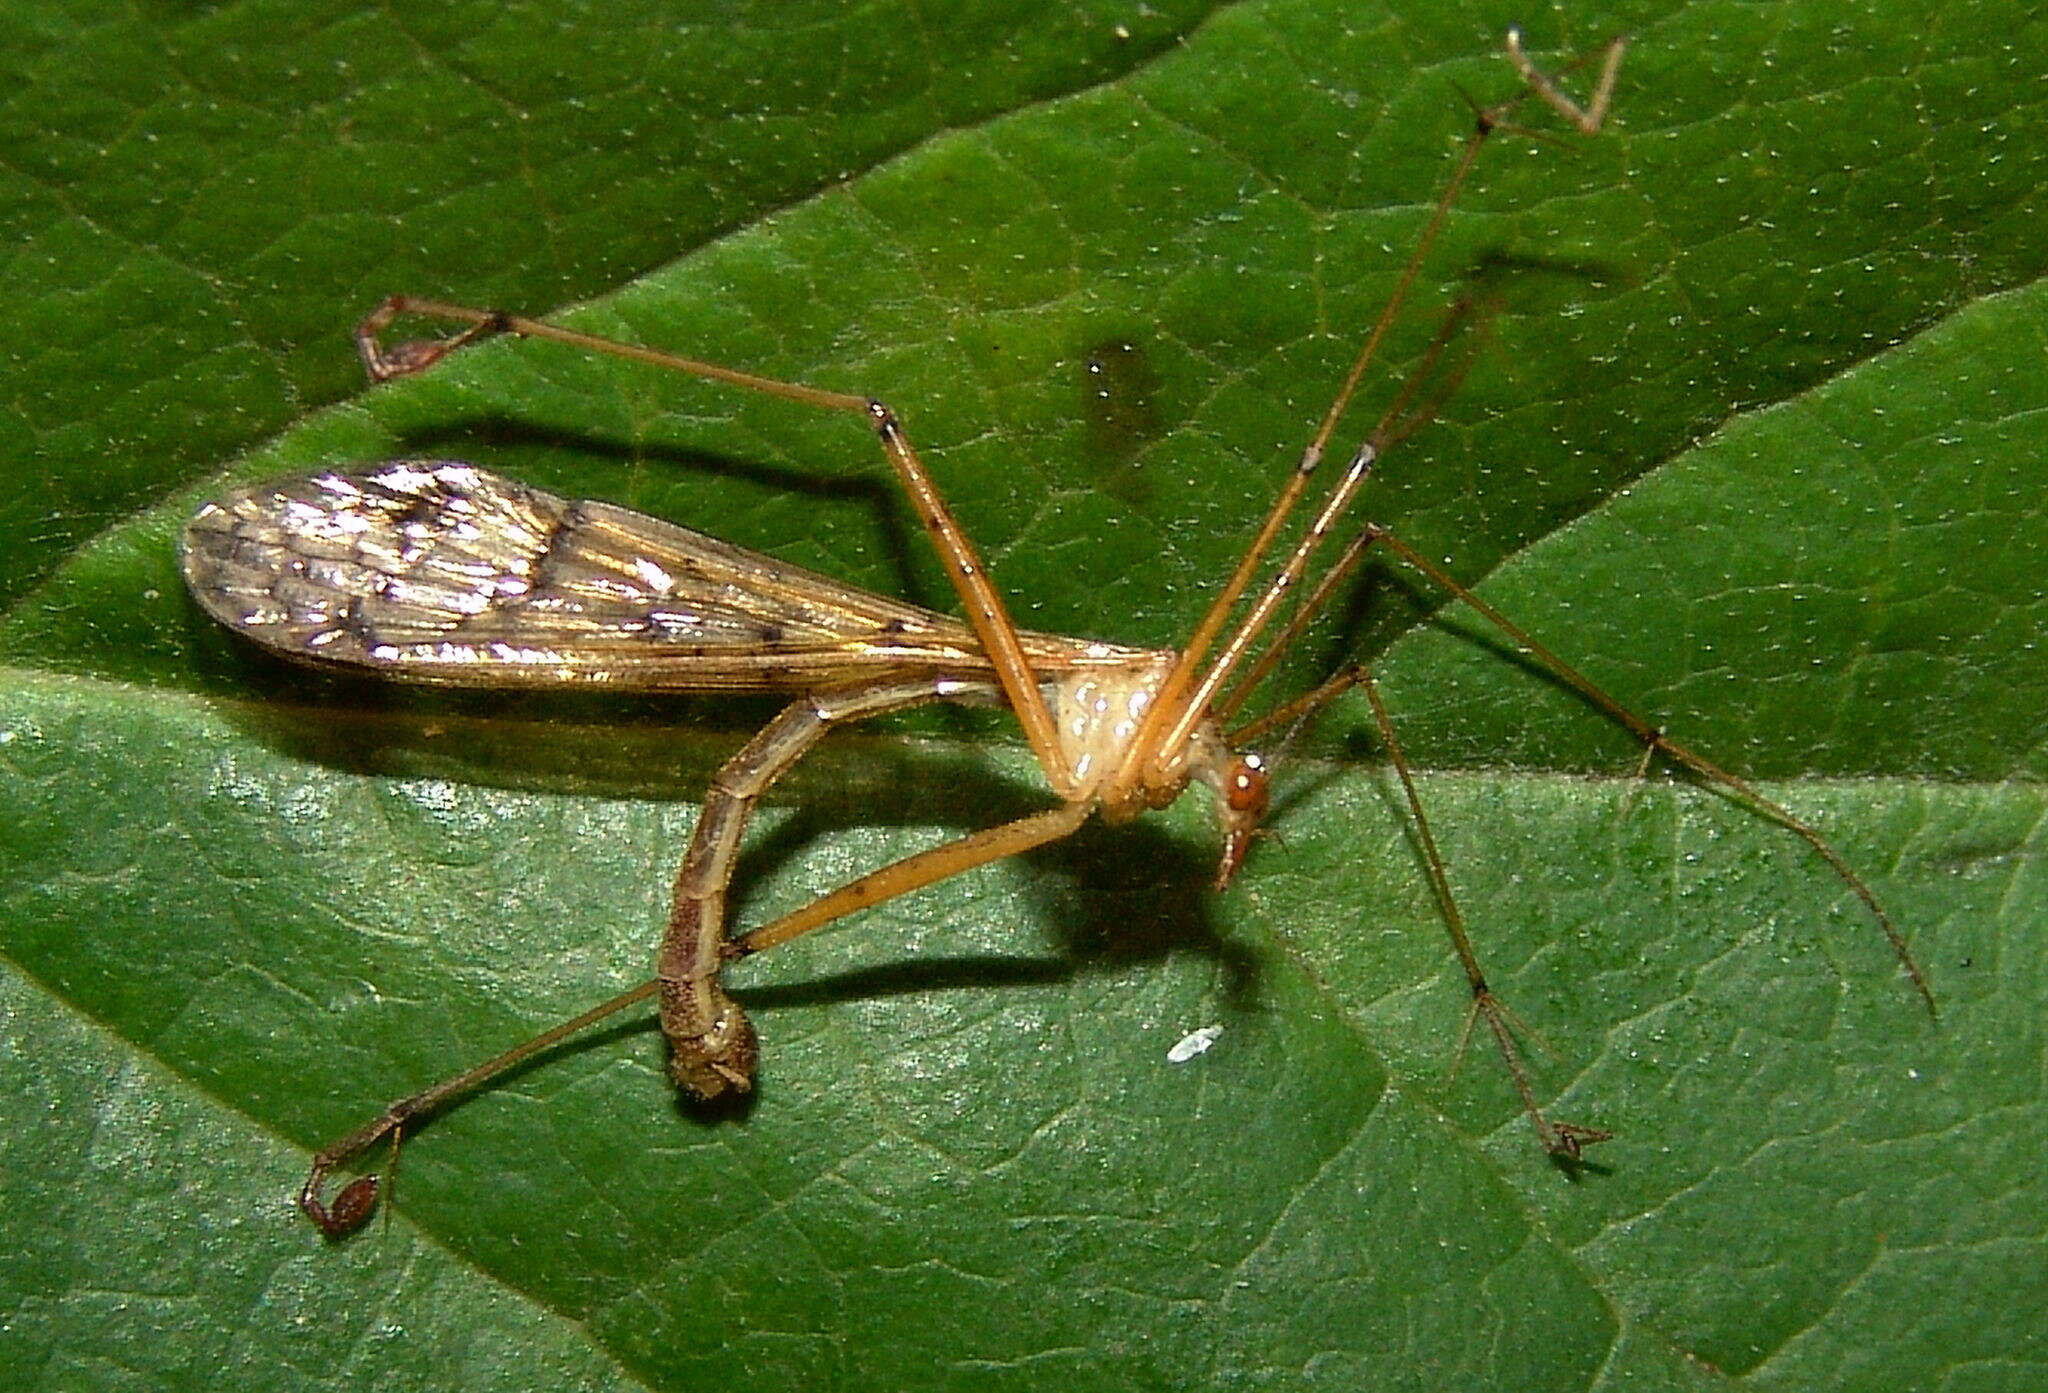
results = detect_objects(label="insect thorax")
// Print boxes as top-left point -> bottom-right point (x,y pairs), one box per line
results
1045,658 -> 1231,819
1046,661 -> 1169,804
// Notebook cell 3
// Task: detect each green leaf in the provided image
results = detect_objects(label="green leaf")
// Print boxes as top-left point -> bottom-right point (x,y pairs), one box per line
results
3,2 -> 2044,1390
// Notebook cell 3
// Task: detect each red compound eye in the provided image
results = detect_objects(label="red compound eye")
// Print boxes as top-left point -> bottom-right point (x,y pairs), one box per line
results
1225,753 -> 1269,816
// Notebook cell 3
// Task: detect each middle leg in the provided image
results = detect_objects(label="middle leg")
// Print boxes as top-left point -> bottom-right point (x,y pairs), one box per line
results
354,297 -> 1073,789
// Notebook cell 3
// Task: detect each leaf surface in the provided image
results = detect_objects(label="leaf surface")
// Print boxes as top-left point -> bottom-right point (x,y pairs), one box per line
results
3,1 -> 2044,1389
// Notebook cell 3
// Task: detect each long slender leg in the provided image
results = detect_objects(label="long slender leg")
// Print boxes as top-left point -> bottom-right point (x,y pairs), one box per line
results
1352,664 -> 1610,1159
662,690 -> 1091,1088
1224,523 -> 1930,1008
300,977 -> 662,1235
347,797 -> 1080,1241
663,674 -> 1097,1101
301,678 -> 959,1231
660,678 -> 986,1098
729,798 -> 1093,958
1121,32 -> 1627,788
353,298 -> 1073,790
1179,296 -> 1491,743
302,675 -> 1097,1234
1506,27 -> 1626,135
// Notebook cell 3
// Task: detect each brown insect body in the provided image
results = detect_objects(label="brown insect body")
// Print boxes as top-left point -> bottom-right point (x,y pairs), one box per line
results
182,460 -> 1264,1102
174,35 -> 1924,1239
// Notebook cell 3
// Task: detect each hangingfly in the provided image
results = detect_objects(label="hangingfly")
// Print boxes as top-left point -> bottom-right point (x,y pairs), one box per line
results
177,33 -> 1927,1238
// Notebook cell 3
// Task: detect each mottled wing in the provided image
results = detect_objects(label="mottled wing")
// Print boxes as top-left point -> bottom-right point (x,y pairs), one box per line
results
180,461 -> 1111,691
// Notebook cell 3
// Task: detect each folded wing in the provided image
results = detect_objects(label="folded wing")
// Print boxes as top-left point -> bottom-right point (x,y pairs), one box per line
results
181,462 -> 1142,691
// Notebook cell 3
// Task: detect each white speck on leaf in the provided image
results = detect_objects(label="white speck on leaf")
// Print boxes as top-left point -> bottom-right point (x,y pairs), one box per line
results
1167,1025 -> 1223,1063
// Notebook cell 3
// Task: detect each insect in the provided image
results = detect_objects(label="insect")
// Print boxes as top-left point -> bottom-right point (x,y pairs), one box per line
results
178,32 -> 1927,1238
